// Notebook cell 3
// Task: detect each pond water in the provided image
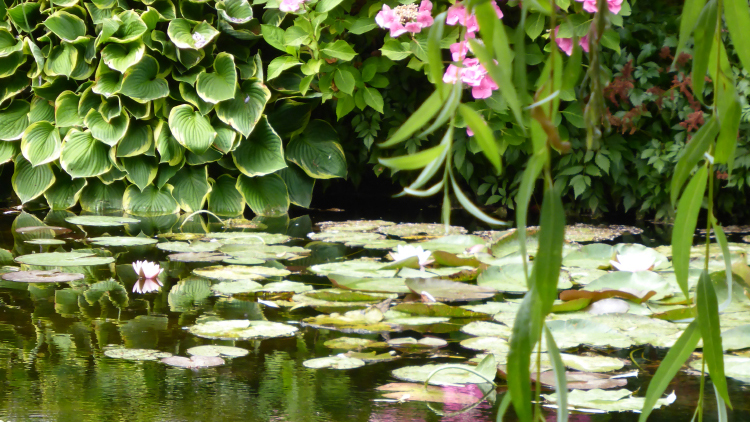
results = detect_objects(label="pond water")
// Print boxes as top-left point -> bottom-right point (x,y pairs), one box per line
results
0,209 -> 748,421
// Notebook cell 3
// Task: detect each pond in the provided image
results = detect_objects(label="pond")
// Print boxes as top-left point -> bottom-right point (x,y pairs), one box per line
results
0,209 -> 749,421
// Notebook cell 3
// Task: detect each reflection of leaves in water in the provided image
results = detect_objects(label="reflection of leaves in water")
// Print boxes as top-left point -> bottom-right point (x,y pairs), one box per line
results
119,315 -> 169,349
213,298 -> 266,321
168,276 -> 211,312
84,279 -> 129,308
124,213 -> 180,237
54,288 -> 81,317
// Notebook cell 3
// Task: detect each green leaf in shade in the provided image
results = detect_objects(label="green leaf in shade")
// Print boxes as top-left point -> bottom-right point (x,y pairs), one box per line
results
92,61 -> 123,97
122,155 -> 158,190
362,86 -> 384,113
236,173 -> 289,216
0,141 -> 19,165
507,289 -> 543,422
116,121 -> 153,157
155,123 -> 185,166
119,55 -> 169,102
0,51 -> 26,79
44,166 -> 86,209
379,142 -> 447,171
320,40 -> 357,61
171,165 -> 211,212
109,10 -> 148,43
43,11 -> 87,42
216,79 -> 271,137
12,155 -> 55,203
232,116 -> 286,177
212,127 -> 236,154
84,109 -> 129,146
266,99 -> 311,139
101,41 -> 146,73
516,153 -> 545,274
179,83 -> 214,115
670,117 -> 717,205
60,129 -> 112,178
123,184 -> 180,216
380,87 -> 444,148
168,19 -> 219,49
724,0 -> 750,71
696,270 -> 732,407
691,0 -> 717,101
79,179 -> 126,212
279,163 -> 314,208
168,104 -> 216,155
638,321 -> 701,421
0,100 -> 30,141
267,56 -> 301,80
450,172 -> 508,226
672,166 -> 707,300
21,122 -> 61,166
544,323 -> 568,422
286,120 -> 346,179
196,52 -> 237,103
459,104 -> 501,174
208,174 -> 244,216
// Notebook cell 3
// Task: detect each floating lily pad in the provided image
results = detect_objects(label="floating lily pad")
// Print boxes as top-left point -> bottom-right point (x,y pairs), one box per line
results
161,355 -> 226,368
104,348 -> 172,361
460,336 -> 510,353
194,264 -> 291,281
308,231 -> 385,243
323,337 -> 381,350
565,224 -> 643,243
566,267 -> 609,285
227,280 -> 312,297
2,270 -> 85,283
557,353 -> 626,373
461,321 -> 512,339
16,252 -> 115,267
416,235 -> 486,254
392,363 -> 489,386
488,227 -> 540,258
377,223 -> 467,239
158,241 -> 221,253
390,302 -> 488,318
546,319 -> 635,349
329,274 -> 410,294
309,259 -> 390,278
168,252 -> 228,262
90,236 -> 158,246
222,256 -> 267,265
690,355 -> 750,382
477,264 -> 572,293
387,337 -> 447,353
533,370 -> 627,390
584,271 -> 672,301
206,232 -> 291,244
188,320 -> 298,340
15,226 -> 72,235
25,239 -> 66,245
722,324 -> 750,351
543,388 -> 676,413
562,243 -> 614,269
345,351 -> 399,363
211,279 -> 264,295
376,382 -> 484,405
317,220 -> 395,232
66,216 -> 140,226
303,355 -> 365,369
220,244 -> 311,259
405,278 -> 496,302
157,233 -> 205,241
293,289 -> 397,312
301,308 -> 398,334
187,345 -> 248,357
357,239 -> 408,250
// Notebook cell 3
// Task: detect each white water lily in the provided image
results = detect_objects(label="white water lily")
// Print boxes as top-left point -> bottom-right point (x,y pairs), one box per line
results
132,277 -> 163,294
609,253 -> 656,272
132,260 -> 164,279
389,244 -> 432,267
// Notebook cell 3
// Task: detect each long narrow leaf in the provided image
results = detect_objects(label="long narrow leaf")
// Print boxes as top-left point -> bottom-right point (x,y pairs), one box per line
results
673,0 -> 708,66
638,320 -> 701,422
714,74 -> 740,168
544,324 -> 568,422
696,270 -> 732,407
531,187 -> 565,313
672,166 -> 708,299
450,171 -> 508,226
379,87 -> 446,148
496,392 -> 513,422
714,384 -> 729,422
406,125 -> 452,190
712,219 -> 733,311
724,0 -> 750,71
690,0 -> 717,101
402,180 -> 444,197
507,289 -> 543,422
670,117 -> 717,205
459,104 -> 501,174
516,153 -> 545,277
417,81 -> 462,138
426,12 -> 445,90
378,142 -> 448,171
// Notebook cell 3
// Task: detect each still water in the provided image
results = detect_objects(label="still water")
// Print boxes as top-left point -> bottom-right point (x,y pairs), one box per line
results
0,209 -> 745,422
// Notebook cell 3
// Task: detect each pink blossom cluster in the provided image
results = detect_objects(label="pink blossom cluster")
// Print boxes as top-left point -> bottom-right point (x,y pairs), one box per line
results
279,0 -> 306,13
375,1 -> 434,38
554,26 -> 590,56
576,0 -> 623,14
443,58 -> 498,100
445,2 -> 503,35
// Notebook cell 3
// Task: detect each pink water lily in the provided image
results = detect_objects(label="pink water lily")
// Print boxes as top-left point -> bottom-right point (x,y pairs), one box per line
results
132,260 -> 164,279
133,278 -> 163,294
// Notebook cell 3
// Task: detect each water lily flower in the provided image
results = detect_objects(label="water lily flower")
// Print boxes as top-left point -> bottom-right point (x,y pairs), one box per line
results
279,0 -> 306,13
376,1 -> 434,37
133,277 -> 163,294
609,253 -> 656,272
575,0 -> 623,14
132,260 -> 164,279
390,244 -> 432,268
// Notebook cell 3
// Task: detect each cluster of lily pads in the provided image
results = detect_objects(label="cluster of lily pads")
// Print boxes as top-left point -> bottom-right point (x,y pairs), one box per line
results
4,211 -> 750,415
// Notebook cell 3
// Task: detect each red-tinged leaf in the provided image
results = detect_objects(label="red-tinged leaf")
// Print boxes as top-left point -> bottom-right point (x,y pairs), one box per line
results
559,289 -> 657,304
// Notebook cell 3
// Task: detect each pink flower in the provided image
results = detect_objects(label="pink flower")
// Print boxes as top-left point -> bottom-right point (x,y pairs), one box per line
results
450,41 -> 470,61
460,58 -> 486,86
417,0 -> 434,27
576,0 -> 623,14
390,21 -> 407,37
132,260 -> 164,279
471,76 -> 497,99
375,1 -> 434,37
443,64 -> 461,83
375,5 -> 397,28
466,127 -> 474,137
446,2 -> 502,33
554,26 -> 590,56
279,0 -> 305,12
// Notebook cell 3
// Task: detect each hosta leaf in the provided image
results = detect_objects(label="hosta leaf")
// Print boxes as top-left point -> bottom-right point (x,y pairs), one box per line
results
216,79 -> 271,137
44,43 -> 78,78
86,2 -> 116,23
150,0 -> 177,21
171,165 -> 211,212
55,91 -> 83,127
122,96 -> 152,119
0,142 -> 20,165
99,97 -> 122,122
0,100 -> 31,141
98,166 -> 127,184
102,41 -> 146,73
168,104 -> 216,155
109,11 -> 148,43
279,163 -> 314,208
28,97 -> 55,124
177,48 -> 205,69
0,51 -> 25,78
196,52 -> 237,103
179,83 -> 214,115
154,120 -> 185,165
232,116 -> 286,177
92,61 -> 123,97
116,121 -> 153,157
266,99 -> 311,139
212,127 -> 236,154
44,166 -> 86,209
156,162 -> 182,188
0,73 -> 30,104
80,179 -> 126,211
33,76 -> 77,102
70,45 -> 97,80
236,173 -> 289,216
218,0 -> 253,24
286,120 -> 346,179
119,55 -> 169,102
78,86 -> 102,118
12,155 -> 55,203
84,109 -> 129,146
21,122 -> 61,166
186,148 -> 222,165
44,11 -> 87,42
123,184 -> 180,216
168,19 -> 219,49
122,155 -> 158,190
8,3 -> 42,33
61,129 -> 112,178
0,30 -> 23,57
208,174 -> 244,216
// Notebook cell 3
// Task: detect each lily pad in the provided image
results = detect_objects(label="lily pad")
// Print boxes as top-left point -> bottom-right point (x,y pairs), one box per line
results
459,336 -> 510,354
309,259 -> 390,278
546,319 -> 635,349
461,321 -> 512,339
376,382 -> 484,405
15,226 -> 72,235
405,278 -> 497,302
301,308 -> 398,334
543,388 -> 676,413
187,345 -> 248,357
227,280 -> 312,297
161,355 -> 226,368
584,271 -> 672,301
206,232 -> 291,244
323,337 -> 381,350
690,355 -> 750,382
357,239 -> 408,250
392,363 -> 490,386
317,220 -> 395,232
377,223 -> 467,239
89,236 -> 158,246
329,274 -> 410,294
25,239 -> 66,245
16,252 -> 115,267
293,289 -> 397,312
387,337 -> 447,353
345,351 -> 399,363
562,243 -> 614,269
158,241 -> 221,253
719,324 -> 750,351
211,279 -> 264,295
416,235 -> 487,254
557,353 -> 626,373
564,224 -> 643,243
302,355 -> 365,369
307,231 -> 385,243
193,264 -> 291,281
477,264 -> 572,293
66,215 -> 140,226
533,370 -> 627,390
2,270 -> 85,283
168,252 -> 228,262
104,348 -> 172,361
188,319 -> 299,340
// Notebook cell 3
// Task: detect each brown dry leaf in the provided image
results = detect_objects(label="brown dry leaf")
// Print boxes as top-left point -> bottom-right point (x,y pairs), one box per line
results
559,288 -> 656,304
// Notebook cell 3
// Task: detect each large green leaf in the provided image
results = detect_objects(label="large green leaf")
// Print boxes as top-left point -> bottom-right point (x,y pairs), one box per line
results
116,121 -> 153,157
171,165 -> 211,212
724,0 -> 750,71
168,19 -> 219,49
168,104 -> 216,155
286,120 -> 346,179
232,116 -> 286,177
212,127 -> 236,154
0,100 -> 30,141
207,174 -> 244,216
85,109 -> 129,146
44,166 -> 86,209
122,155 -> 158,190
216,79 -> 271,137
43,11 -> 87,42
108,10 -> 148,43
123,184 -> 180,216
0,51 -> 26,79
672,166 -> 707,299
218,0 -> 253,24
79,179 -> 126,211
119,55 -> 169,102
696,270 -> 731,406
61,129 -> 112,178
12,155 -> 55,203
196,52 -> 236,103
266,99 -> 311,139
0,141 -> 19,165
279,163 -> 313,208
155,120 -> 185,165
236,173 -> 289,216
21,122 -> 61,166
101,41 -> 146,73
55,91 -> 84,127
179,83 -> 214,115
92,60 -> 123,97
